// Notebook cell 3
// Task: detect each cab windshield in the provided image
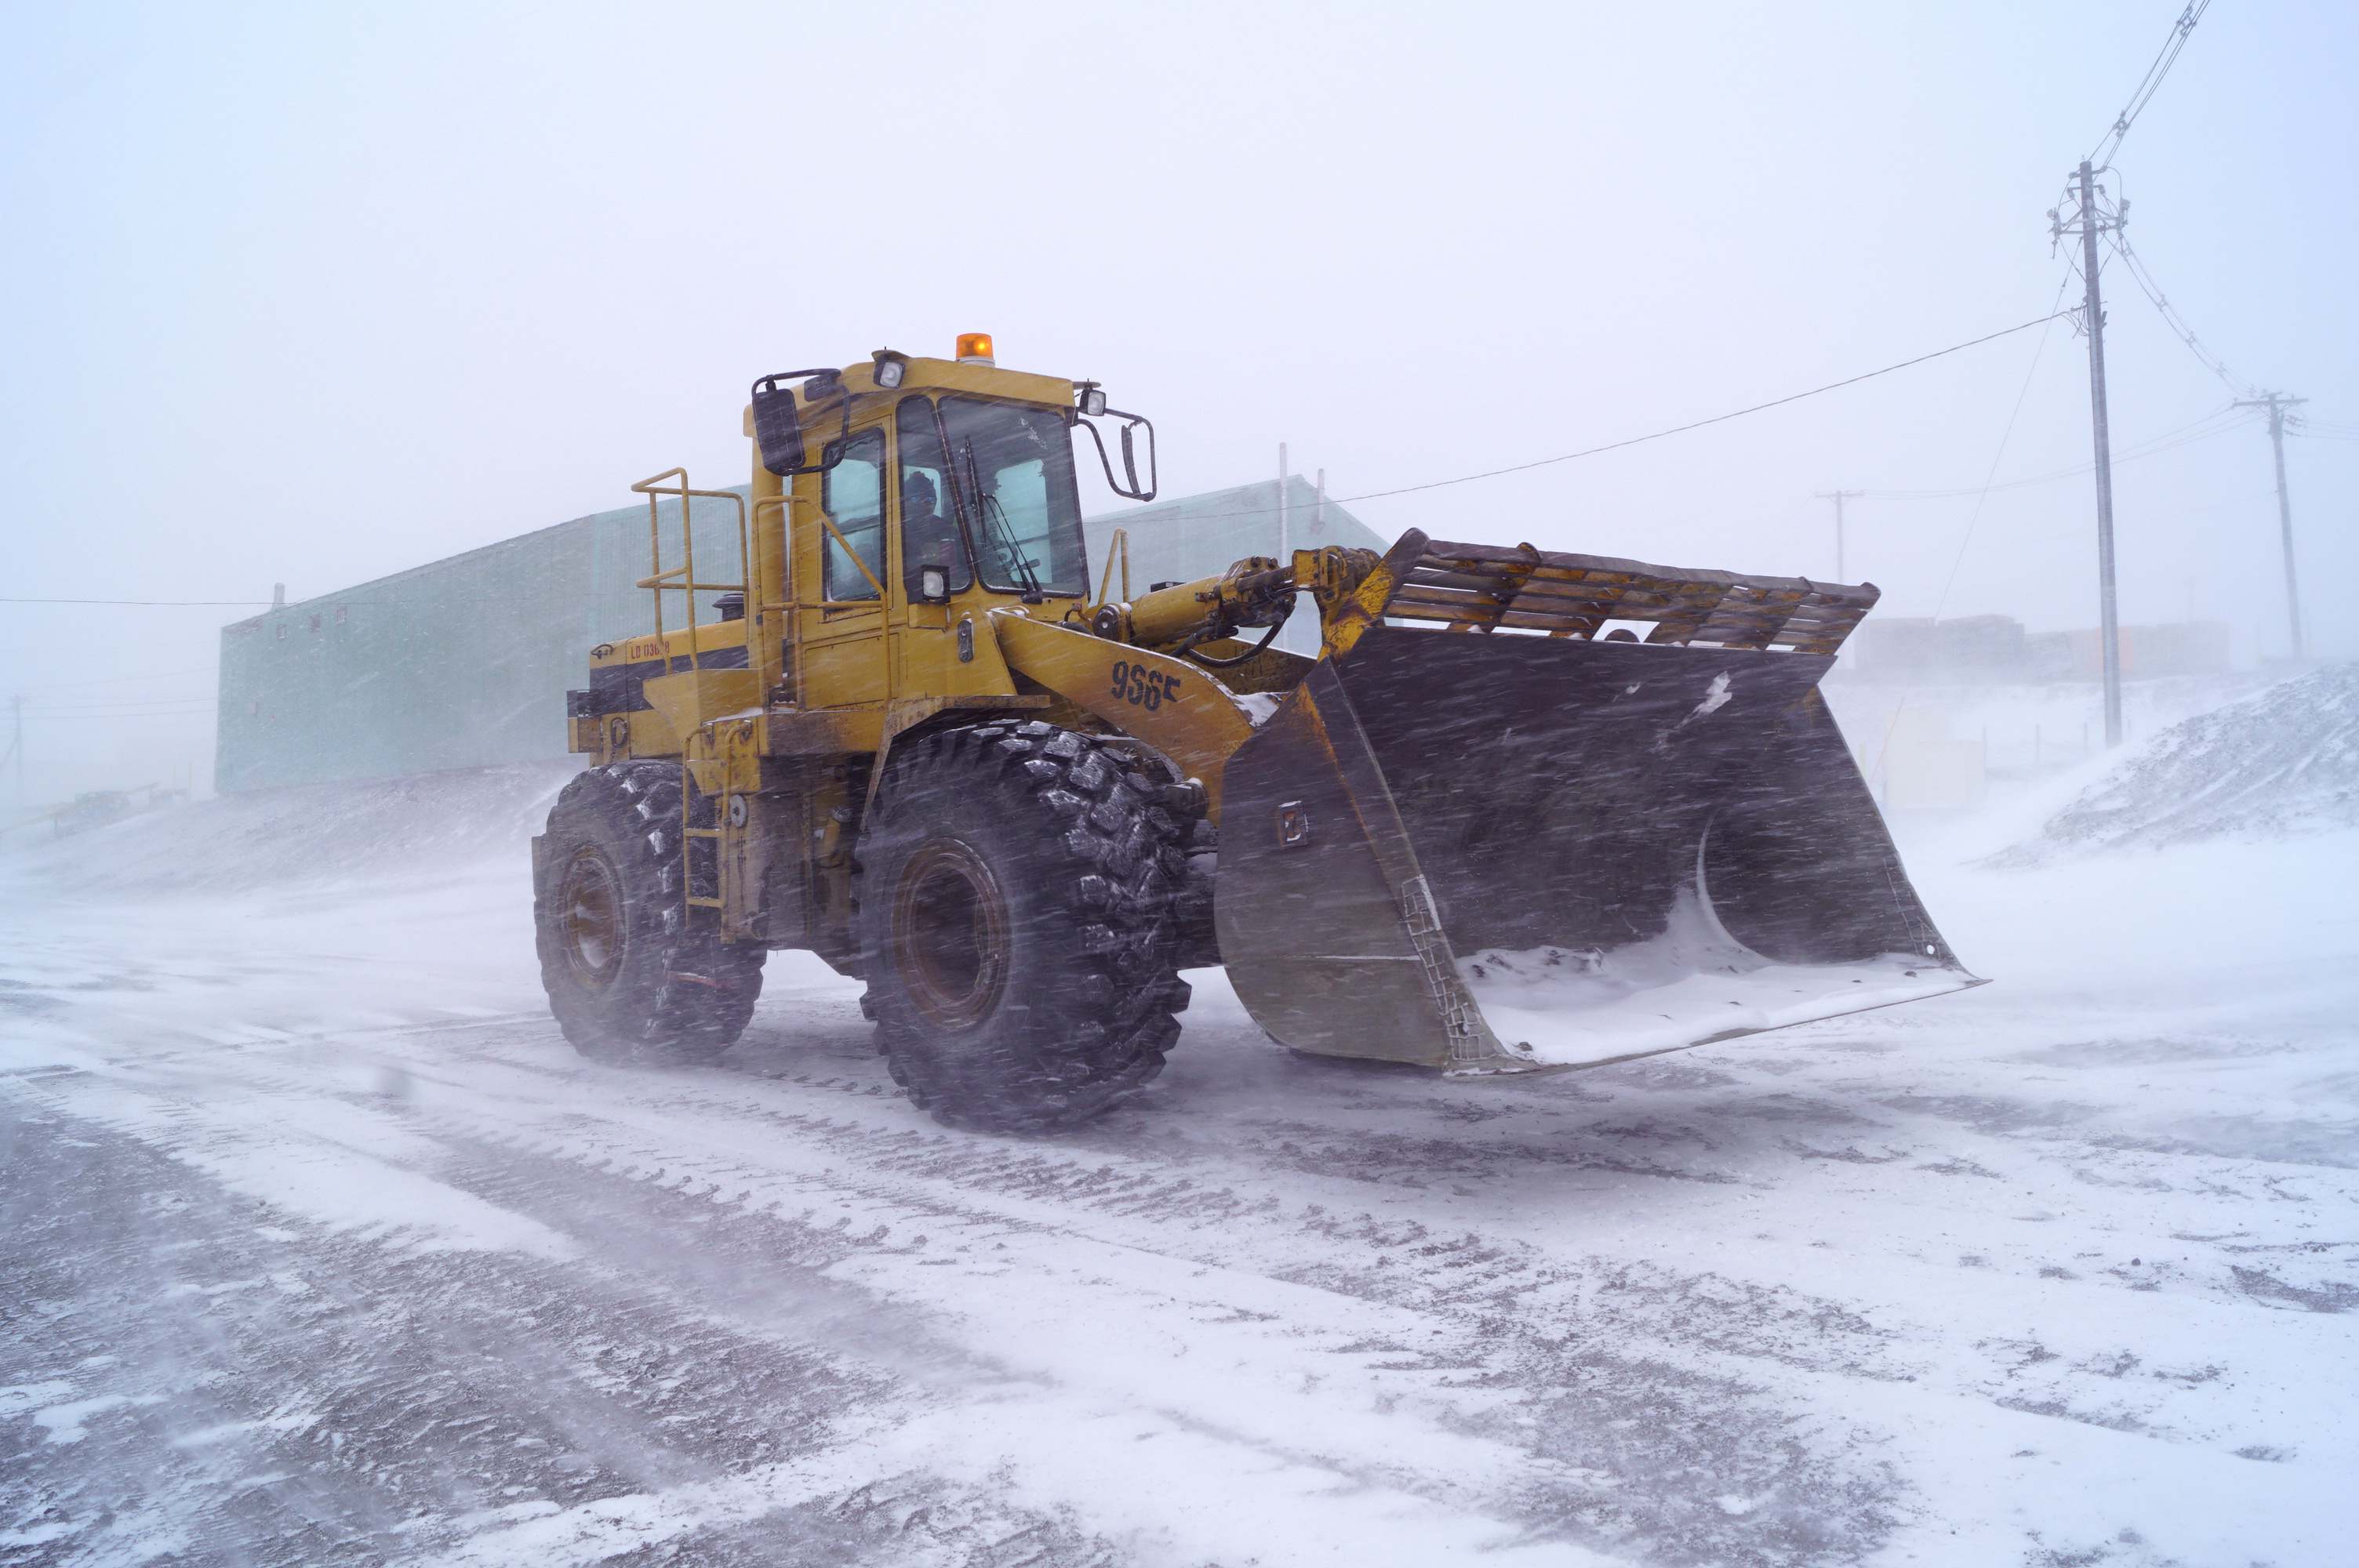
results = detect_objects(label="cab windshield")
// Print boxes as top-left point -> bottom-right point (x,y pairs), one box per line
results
938,397 -> 1087,597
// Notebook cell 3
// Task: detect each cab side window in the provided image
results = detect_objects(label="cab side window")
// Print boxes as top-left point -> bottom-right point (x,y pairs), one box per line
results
820,428 -> 886,601
896,397 -> 973,598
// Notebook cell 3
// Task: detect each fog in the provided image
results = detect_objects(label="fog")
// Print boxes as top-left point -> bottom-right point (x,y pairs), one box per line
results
5,7 -> 2358,1565
5,670 -> 2354,1563
5,0 -> 2355,803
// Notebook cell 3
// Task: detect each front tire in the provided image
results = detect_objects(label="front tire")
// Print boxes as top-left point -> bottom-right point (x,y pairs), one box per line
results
858,721 -> 1192,1132
535,763 -> 764,1065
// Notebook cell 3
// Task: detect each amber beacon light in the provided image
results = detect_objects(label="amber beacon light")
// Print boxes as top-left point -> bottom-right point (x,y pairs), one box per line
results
954,332 -> 995,365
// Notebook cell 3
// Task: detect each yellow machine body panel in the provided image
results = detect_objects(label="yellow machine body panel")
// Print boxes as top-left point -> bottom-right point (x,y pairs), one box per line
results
556,343 -> 1979,1080
987,613 -> 1256,815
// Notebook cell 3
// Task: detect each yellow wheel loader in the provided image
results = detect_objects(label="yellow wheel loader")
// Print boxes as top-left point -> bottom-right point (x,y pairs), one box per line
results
533,336 -> 1979,1131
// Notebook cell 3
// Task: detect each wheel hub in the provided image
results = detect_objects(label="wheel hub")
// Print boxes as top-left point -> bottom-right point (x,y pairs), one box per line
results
560,848 -> 626,987
892,839 -> 1011,1030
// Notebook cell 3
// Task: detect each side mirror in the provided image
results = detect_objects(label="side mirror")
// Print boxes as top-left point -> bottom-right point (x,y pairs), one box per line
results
751,368 -> 849,477
1075,406 -> 1158,503
1117,416 -> 1155,499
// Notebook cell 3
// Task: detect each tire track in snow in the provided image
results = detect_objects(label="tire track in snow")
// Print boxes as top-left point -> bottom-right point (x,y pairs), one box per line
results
5,1078 -> 1629,1567
18,1029 -> 1882,1566
459,1016 -> 2358,1405
11,1078 -> 1623,1568
134,1005 -> 2359,1460
401,1014 -> 2359,1531
0,1108 -> 1054,1568
16,985 -> 2355,1565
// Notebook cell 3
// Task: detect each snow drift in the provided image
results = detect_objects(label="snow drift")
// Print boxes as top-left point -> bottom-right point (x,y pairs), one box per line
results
2004,662 -> 2359,859
2,760 -> 580,895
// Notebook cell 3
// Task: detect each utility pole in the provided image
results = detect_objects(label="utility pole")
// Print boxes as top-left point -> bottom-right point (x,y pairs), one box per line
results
1277,443 -> 1289,564
2052,161 -> 2128,746
1815,491 -> 1863,582
2230,391 -> 2308,660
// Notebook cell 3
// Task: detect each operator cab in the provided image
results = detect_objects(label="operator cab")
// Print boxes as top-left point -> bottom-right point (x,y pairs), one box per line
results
751,339 -> 1154,611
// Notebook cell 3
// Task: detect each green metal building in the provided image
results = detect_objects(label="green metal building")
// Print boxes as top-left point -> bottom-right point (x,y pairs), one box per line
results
216,477 -> 1384,792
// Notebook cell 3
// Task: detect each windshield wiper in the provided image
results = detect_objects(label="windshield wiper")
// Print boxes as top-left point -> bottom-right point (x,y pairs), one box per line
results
958,439 -> 1045,599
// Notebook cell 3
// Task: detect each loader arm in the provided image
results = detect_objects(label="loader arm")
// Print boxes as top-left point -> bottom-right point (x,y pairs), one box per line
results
989,612 -> 1259,811
987,534 -> 1409,810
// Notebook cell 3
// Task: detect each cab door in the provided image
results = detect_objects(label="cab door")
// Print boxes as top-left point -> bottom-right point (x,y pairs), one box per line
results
796,424 -> 892,709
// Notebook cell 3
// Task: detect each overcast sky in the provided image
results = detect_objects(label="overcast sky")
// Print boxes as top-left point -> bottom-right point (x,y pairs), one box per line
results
4,0 -> 2352,804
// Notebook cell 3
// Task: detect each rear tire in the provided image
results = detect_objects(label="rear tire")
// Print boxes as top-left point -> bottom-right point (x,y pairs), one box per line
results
857,721 -> 1192,1132
535,762 -> 764,1065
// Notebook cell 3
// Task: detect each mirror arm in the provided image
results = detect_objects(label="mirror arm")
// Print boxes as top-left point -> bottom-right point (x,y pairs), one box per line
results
1074,417 -> 1118,491
797,395 -> 856,474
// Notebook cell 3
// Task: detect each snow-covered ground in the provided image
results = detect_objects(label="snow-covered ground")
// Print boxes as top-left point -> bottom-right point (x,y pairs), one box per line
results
5,688 -> 2357,1567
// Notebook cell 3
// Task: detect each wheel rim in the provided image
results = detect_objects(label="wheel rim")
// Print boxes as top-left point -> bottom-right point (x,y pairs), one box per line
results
560,847 -> 627,987
891,838 -> 1011,1030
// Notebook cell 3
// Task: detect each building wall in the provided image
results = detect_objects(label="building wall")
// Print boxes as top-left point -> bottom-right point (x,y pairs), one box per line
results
1852,612 -> 2232,686
216,492 -> 748,792
2027,622 -> 2234,682
216,479 -> 1390,793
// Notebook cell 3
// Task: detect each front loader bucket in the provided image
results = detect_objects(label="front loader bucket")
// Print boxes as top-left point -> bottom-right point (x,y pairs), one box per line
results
1215,625 -> 1981,1074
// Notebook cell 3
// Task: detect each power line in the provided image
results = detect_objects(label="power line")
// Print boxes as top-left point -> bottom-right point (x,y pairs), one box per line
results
2108,230 -> 2253,394
6,592 -> 699,609
2090,0 -> 2212,168
1859,405 -> 2255,499
2288,416 -> 2359,440
25,706 -> 217,714
1931,284 -> 2071,613
1865,285 -> 2069,786
9,315 -> 2082,607
16,710 -> 221,722
2074,5 -> 2249,402
1124,312 -> 2074,528
9,668 -> 214,692
1339,314 -> 2072,505
24,697 -> 216,712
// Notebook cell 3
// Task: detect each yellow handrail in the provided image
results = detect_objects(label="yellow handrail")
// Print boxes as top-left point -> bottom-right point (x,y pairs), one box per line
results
812,509 -> 889,602
630,468 -> 749,659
